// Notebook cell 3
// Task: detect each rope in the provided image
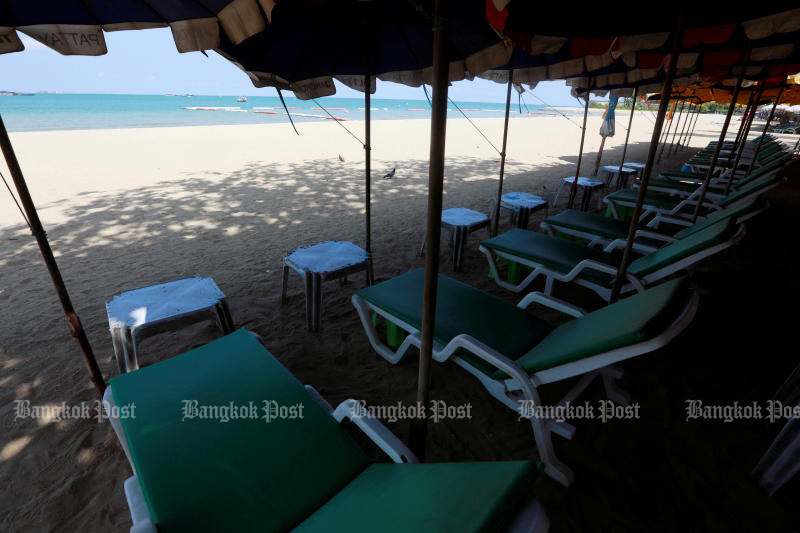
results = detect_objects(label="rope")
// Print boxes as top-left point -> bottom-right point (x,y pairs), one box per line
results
447,95 -> 502,155
311,98 -> 365,147
1,168 -> 31,229
522,88 -> 583,129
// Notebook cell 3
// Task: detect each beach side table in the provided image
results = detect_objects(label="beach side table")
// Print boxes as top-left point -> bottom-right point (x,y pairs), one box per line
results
553,176 -> 605,211
281,240 -> 373,332
495,192 -> 548,230
599,165 -> 639,190
419,208 -> 491,271
106,277 -> 234,374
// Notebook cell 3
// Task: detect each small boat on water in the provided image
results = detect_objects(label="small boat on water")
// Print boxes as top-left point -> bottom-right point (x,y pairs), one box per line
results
237,96 -> 247,102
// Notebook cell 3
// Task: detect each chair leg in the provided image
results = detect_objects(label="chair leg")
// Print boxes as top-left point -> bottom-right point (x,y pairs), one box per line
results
281,264 -> 290,304
602,368 -> 631,406
553,182 -> 564,208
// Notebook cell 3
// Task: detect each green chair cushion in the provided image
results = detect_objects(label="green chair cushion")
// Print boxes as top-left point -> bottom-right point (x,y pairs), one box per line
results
356,269 -> 553,376
628,218 -> 733,277
718,173 -> 783,207
481,229 -> 618,287
544,209 -> 633,240
293,462 -> 536,533
111,329 -> 370,533
605,189 -> 687,210
674,198 -> 758,239
512,277 -> 689,376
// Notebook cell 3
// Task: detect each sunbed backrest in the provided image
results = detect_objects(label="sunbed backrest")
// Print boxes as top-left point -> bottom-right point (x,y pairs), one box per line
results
512,277 -> 688,375
628,218 -> 734,277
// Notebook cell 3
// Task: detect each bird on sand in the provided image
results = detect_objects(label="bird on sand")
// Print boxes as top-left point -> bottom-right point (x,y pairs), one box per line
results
338,154 -> 345,162
383,167 -> 396,179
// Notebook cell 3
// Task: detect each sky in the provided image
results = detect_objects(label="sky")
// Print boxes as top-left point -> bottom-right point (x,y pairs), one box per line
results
0,28 -> 581,106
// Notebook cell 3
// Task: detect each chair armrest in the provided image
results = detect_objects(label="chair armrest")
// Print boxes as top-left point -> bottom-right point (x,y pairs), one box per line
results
517,291 -> 585,317
333,399 -> 419,464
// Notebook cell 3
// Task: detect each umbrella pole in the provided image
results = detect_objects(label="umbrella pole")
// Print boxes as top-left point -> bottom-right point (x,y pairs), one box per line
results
675,102 -> 694,150
608,4 -> 685,303
567,79 -> 591,209
364,35 -> 372,256
691,44 -> 751,223
615,86 -> 639,190
732,91 -> 755,152
683,103 -> 702,150
492,63 -> 514,237
725,74 -> 767,195
666,100 -> 686,156
657,100 -> 676,162
593,137 -> 606,177
0,114 -> 105,395
411,0 -> 449,460
746,83 -> 785,178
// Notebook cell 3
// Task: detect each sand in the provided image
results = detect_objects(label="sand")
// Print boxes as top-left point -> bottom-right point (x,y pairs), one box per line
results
1,112 -> 789,532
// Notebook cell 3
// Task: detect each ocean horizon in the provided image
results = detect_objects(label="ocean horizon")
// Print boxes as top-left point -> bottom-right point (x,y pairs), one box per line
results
0,93 -> 567,133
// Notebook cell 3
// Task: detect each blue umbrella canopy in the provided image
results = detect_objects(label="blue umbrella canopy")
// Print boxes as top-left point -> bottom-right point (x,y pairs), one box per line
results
215,0 -> 511,99
0,0 -> 267,55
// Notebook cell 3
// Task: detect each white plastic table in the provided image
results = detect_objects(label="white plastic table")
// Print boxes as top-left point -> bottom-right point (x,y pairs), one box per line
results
419,208 -> 491,271
495,192 -> 548,230
281,240 -> 373,331
599,165 -> 639,190
106,277 -> 234,373
553,176 -> 605,211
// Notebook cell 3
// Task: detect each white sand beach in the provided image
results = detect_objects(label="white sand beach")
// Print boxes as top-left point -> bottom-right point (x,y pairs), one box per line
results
0,112 -> 734,530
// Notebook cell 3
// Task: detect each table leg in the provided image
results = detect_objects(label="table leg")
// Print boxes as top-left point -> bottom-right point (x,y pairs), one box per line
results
218,299 -> 235,333
517,208 -> 531,229
581,187 -> 591,212
452,227 -> 463,271
312,274 -> 323,332
366,257 -> 374,286
111,328 -> 125,374
123,328 -> 138,373
281,263 -> 290,304
303,271 -> 313,331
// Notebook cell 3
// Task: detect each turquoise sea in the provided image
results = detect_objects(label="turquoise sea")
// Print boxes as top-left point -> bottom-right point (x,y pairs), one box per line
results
0,93 -> 551,133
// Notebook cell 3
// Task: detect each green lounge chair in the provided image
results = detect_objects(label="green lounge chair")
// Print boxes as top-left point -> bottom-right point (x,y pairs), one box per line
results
479,217 -> 741,300
104,329 -> 548,533
646,155 -> 790,198
352,271 -> 698,486
603,170 -> 786,222
539,197 -> 765,252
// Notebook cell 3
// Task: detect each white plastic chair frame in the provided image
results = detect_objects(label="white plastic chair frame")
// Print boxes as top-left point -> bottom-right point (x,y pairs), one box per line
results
539,202 -> 767,253
478,225 -> 745,301
104,335 -> 548,532
352,288 -> 699,486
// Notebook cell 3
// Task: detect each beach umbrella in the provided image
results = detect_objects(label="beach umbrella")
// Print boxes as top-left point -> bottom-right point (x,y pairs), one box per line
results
0,0 -> 272,395
215,1 -> 509,99
593,96 -> 618,176
0,0 -> 265,56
